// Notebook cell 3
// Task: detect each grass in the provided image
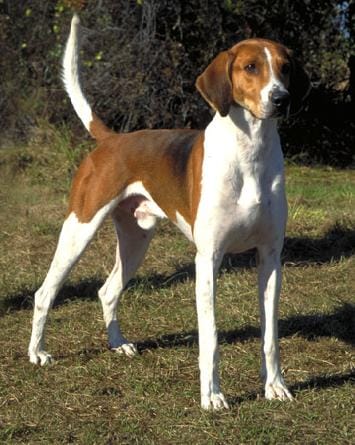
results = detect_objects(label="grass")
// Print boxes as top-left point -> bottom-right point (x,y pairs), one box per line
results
0,134 -> 354,444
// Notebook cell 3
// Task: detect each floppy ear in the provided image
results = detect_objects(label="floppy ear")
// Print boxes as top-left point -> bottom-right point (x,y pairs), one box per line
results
288,56 -> 311,116
195,51 -> 234,117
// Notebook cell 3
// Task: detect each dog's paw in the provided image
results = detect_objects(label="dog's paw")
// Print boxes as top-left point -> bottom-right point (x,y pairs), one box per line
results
265,379 -> 294,401
29,350 -> 53,366
201,392 -> 229,410
111,342 -> 138,357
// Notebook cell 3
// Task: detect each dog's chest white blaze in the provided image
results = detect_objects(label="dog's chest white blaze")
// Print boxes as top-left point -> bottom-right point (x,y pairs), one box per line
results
194,109 -> 286,253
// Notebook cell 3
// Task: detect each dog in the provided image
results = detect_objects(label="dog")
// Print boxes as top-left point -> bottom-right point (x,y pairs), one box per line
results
28,14 -> 310,409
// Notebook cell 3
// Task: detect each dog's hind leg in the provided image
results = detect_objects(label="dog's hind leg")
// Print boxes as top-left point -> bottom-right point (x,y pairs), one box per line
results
28,201 -> 116,365
98,208 -> 155,356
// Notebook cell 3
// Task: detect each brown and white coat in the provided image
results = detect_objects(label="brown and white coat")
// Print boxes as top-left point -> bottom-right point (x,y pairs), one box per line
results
29,15 -> 310,409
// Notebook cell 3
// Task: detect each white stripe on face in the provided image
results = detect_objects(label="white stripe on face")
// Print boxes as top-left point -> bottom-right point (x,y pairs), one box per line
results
260,47 -> 287,118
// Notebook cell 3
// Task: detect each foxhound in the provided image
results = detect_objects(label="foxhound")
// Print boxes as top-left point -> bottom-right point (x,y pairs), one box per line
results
29,15 -> 310,409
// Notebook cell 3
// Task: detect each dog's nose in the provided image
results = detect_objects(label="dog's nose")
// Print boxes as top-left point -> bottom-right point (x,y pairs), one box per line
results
271,90 -> 290,108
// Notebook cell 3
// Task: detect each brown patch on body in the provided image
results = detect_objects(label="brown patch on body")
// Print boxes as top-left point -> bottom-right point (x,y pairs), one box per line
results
67,38 -> 307,229
67,129 -> 204,227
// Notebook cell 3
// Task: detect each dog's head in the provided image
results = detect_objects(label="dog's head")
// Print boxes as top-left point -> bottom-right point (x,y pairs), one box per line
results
196,38 -> 311,119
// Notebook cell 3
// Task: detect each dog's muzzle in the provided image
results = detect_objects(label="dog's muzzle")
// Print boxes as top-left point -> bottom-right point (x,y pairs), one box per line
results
271,89 -> 291,117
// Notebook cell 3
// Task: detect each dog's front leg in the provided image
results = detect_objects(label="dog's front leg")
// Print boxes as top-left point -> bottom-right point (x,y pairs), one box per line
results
195,251 -> 229,410
257,245 -> 293,401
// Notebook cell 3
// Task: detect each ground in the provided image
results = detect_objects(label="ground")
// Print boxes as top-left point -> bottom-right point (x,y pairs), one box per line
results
0,135 -> 354,444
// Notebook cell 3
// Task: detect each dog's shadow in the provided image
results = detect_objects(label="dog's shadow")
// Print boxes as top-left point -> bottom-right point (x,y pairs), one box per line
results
227,370 -> 355,405
133,302 -> 355,350
134,302 -> 354,405
1,224 -> 354,398
2,222 -> 353,314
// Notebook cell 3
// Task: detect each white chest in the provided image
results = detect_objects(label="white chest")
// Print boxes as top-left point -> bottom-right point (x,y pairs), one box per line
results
194,109 -> 287,253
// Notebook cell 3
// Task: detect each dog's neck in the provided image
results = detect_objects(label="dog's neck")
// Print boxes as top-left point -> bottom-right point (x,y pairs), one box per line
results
206,106 -> 280,166
203,106 -> 284,206
229,105 -> 278,139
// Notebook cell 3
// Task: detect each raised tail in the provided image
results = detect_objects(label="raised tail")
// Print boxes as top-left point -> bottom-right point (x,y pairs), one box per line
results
62,14 -> 111,139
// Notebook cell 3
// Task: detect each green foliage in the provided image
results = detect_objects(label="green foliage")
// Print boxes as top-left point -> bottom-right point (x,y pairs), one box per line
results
0,0 -> 354,165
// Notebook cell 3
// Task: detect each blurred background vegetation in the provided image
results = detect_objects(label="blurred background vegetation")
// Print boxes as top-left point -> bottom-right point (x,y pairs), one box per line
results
0,0 -> 354,166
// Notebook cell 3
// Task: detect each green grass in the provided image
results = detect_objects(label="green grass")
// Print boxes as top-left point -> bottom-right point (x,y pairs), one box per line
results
0,138 -> 354,444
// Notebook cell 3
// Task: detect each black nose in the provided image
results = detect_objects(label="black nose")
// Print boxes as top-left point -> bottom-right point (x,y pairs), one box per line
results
271,90 -> 290,108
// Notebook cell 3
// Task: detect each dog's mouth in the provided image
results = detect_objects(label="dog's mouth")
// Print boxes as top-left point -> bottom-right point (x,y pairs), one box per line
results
258,103 -> 290,120
232,98 -> 290,120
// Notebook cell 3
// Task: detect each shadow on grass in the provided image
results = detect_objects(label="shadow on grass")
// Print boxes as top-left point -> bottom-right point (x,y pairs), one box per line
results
0,278 -> 102,315
228,370 -> 355,405
134,302 -> 355,351
1,222 -> 353,315
224,222 -> 355,269
283,223 -> 355,265
290,371 -> 355,393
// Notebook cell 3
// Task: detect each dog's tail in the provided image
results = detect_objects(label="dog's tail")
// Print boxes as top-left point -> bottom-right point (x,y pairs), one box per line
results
62,14 -> 111,140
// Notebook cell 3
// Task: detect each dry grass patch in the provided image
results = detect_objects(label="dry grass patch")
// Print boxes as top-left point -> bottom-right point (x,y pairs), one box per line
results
0,142 -> 354,444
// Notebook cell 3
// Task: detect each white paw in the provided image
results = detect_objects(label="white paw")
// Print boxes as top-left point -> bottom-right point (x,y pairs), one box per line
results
29,350 -> 53,366
265,379 -> 294,401
111,342 -> 138,357
201,392 -> 230,410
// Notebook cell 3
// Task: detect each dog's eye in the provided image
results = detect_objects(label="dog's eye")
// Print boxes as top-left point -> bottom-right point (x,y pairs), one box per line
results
245,63 -> 257,74
281,63 -> 291,75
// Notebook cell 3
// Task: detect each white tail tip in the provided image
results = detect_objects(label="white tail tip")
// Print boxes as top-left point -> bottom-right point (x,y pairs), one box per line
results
72,14 -> 80,27
62,14 -> 93,133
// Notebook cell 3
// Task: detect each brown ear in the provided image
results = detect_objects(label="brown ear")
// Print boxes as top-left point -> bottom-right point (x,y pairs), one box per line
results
288,57 -> 311,116
195,51 -> 234,117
